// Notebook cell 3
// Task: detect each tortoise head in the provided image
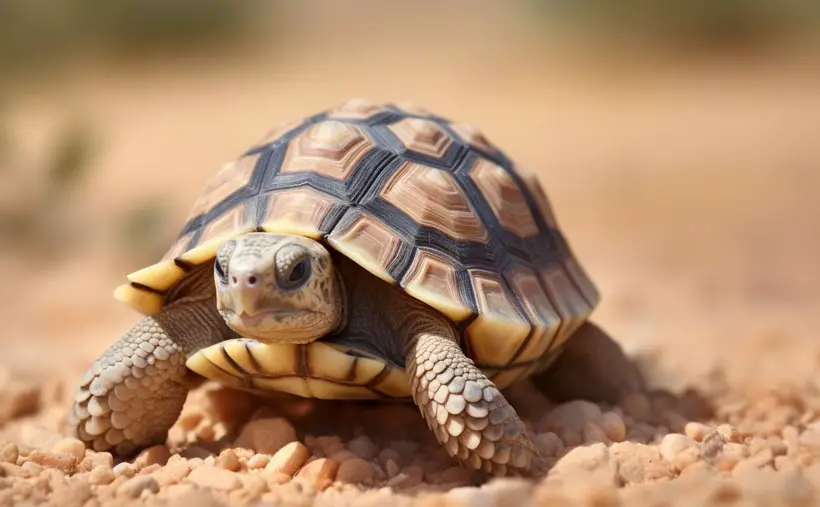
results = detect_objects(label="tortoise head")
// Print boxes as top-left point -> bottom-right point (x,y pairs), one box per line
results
213,232 -> 345,344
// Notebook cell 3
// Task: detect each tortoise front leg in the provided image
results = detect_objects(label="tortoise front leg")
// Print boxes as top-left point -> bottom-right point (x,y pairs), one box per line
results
406,330 -> 546,478
68,298 -> 228,455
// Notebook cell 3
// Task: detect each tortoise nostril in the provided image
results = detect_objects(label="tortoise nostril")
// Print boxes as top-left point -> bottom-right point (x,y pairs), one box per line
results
231,272 -> 259,288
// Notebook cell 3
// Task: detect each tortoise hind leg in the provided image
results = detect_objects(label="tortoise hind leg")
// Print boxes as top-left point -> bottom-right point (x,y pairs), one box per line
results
406,330 -> 547,477
531,321 -> 646,405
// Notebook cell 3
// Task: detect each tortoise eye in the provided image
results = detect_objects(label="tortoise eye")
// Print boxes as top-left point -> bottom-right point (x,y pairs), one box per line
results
214,258 -> 228,283
280,259 -> 311,290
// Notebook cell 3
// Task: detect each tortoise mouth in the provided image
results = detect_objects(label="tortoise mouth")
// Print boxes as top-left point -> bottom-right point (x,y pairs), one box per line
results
230,309 -> 299,328
222,308 -> 321,344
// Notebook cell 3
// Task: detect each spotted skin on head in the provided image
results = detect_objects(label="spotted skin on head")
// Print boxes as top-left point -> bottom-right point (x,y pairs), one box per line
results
214,232 -> 344,344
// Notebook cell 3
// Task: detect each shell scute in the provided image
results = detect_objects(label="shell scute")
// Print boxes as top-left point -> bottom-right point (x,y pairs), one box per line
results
280,121 -> 373,180
379,161 -> 489,244
465,269 -> 530,368
115,99 -> 599,398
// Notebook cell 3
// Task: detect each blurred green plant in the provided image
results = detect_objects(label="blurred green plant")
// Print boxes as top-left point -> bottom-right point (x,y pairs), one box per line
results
117,199 -> 176,265
527,0 -> 820,50
0,112 -> 176,264
46,121 -> 96,193
0,0 -> 273,76
0,116 -> 98,253
0,108 -> 9,169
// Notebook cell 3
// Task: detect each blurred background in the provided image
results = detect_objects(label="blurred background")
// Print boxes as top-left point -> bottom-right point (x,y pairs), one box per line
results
1,0 -> 819,398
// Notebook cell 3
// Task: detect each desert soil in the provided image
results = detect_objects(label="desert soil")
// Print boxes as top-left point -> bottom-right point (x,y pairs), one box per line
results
1,12 -> 820,504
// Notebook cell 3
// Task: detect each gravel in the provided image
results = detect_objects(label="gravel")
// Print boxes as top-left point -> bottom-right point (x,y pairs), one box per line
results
1,364 -> 820,507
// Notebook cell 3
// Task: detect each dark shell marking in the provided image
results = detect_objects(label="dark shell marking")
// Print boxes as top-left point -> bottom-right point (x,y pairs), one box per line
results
117,99 -> 600,390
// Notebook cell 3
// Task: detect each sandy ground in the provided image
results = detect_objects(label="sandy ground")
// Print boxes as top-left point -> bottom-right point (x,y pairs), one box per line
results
1,9 -> 820,503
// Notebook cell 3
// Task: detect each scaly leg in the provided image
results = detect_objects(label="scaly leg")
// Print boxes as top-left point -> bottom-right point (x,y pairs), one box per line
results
406,330 -> 546,477
68,288 -> 231,455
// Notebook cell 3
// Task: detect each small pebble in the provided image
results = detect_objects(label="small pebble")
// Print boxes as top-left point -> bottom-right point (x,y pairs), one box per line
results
186,465 -> 241,491
583,423 -> 612,444
26,450 -> 77,474
659,433 -> 700,472
118,475 -> 159,498
336,458 -> 375,484
296,458 -> 339,491
265,441 -> 310,477
348,436 -> 378,460
385,458 -> 400,478
685,422 -> 713,442
610,442 -> 675,484
312,435 -> 345,456
217,448 -> 241,471
717,424 -> 743,444
78,452 -> 113,473
600,412 -> 627,442
152,455 -> 190,486
622,393 -> 652,421
113,462 -> 138,477
88,465 -> 116,486
247,454 -> 270,470
379,448 -> 403,467
18,461 -> 43,478
134,445 -> 171,468
51,438 -> 86,461
234,417 -> 297,455
701,430 -> 726,461
330,450 -> 360,462
234,447 -> 255,460
386,464 -> 424,489
659,433 -> 697,461
0,443 -> 18,464
540,400 -> 603,434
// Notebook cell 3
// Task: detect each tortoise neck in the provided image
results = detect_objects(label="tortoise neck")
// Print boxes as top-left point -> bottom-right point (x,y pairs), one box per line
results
159,262 -> 236,353
164,261 -> 216,305
333,254 -> 457,367
329,264 -> 349,335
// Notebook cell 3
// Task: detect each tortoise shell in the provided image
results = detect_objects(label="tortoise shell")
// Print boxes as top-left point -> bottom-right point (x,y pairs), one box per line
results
114,98 -> 600,398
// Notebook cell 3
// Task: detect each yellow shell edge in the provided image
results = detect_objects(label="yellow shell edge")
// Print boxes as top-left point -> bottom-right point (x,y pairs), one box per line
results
113,283 -> 164,316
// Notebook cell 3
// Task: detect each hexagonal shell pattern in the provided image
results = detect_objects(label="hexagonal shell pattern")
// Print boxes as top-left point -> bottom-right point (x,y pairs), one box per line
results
379,161 -> 489,243
468,158 -> 539,238
113,99 -> 600,404
280,121 -> 373,180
